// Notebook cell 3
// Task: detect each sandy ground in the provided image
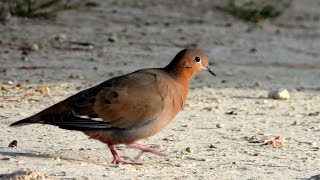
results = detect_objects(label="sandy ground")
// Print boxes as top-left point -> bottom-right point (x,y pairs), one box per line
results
0,0 -> 320,179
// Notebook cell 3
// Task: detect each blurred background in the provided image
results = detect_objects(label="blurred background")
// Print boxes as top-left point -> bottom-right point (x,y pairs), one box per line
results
0,0 -> 319,90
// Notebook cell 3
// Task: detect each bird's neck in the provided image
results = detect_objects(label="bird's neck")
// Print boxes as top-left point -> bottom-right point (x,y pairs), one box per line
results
162,66 -> 193,110
162,66 -> 195,88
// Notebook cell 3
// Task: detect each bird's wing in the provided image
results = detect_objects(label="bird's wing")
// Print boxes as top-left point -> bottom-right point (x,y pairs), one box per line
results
47,70 -> 166,130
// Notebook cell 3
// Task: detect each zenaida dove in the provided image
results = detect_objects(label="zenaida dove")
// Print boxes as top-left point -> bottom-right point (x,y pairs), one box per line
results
10,49 -> 216,164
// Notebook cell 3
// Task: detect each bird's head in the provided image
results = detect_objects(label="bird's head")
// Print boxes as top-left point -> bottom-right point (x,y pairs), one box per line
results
165,49 -> 216,78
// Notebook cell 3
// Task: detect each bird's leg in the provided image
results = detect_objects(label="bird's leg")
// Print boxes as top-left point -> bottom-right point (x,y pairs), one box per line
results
107,144 -> 126,164
129,143 -> 166,159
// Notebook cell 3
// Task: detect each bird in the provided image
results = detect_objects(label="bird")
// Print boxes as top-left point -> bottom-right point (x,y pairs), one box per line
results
10,49 -> 216,164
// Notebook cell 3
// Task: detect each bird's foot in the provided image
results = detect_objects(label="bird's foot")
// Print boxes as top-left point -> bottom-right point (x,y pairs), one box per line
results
108,144 -> 126,164
111,158 -> 127,165
108,143 -> 143,165
129,143 -> 166,159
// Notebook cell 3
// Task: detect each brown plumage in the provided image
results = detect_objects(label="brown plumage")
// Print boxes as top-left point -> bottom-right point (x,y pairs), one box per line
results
10,49 -> 216,164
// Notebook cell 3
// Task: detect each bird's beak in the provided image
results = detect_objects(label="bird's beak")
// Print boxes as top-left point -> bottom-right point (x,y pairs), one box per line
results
204,66 -> 216,76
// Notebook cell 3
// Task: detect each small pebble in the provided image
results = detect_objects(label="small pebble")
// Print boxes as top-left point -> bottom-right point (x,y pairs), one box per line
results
291,121 -> 298,126
226,111 -> 237,115
308,112 -> 320,116
214,99 -> 221,103
15,83 -> 22,88
8,140 -> 18,147
266,75 -> 274,80
21,43 -> 39,52
311,142 -> 317,147
52,34 -> 67,41
69,74 -> 84,79
108,35 -> 117,43
29,44 -> 39,51
1,86 -> 8,91
254,82 -> 261,87
268,89 -> 290,100
225,71 -> 233,76
216,123 -> 224,128
203,107 -> 213,111
202,158 -> 211,162
250,48 -> 257,53
185,147 -> 193,153
38,86 -> 50,95
263,136 -> 285,148
21,56 -> 29,61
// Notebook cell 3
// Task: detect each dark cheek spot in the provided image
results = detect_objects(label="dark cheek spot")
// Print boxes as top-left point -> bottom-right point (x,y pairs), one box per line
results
104,99 -> 111,104
112,91 -> 118,98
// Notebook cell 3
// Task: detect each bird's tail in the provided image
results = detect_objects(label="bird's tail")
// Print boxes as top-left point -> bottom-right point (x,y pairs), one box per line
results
10,114 -> 43,127
9,96 -> 73,127
10,117 -> 42,127
10,118 -> 33,127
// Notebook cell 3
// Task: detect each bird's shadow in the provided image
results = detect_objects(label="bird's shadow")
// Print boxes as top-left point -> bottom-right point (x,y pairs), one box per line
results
0,148 -> 173,167
232,96 -> 268,100
0,148 -> 111,166
0,150 -> 51,158
0,150 -> 107,165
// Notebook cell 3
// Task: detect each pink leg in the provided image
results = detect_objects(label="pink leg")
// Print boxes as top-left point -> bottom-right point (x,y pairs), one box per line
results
108,144 -> 126,164
129,143 -> 165,159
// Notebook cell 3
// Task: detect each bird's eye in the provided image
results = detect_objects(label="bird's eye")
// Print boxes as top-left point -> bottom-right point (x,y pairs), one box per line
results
194,56 -> 201,63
